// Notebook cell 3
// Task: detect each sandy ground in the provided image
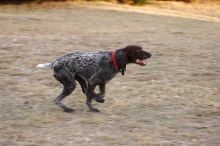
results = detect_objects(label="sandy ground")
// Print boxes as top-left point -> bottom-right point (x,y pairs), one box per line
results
0,2 -> 220,146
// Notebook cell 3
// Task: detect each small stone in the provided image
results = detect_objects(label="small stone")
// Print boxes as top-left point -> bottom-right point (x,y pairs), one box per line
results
197,114 -> 202,117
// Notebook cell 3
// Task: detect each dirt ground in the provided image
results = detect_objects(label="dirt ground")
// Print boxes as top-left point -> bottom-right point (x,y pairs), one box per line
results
0,2 -> 220,146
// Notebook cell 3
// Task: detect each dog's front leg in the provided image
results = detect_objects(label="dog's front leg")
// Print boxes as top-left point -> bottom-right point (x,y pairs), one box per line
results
86,84 -> 100,112
99,84 -> 105,94
93,84 -> 105,103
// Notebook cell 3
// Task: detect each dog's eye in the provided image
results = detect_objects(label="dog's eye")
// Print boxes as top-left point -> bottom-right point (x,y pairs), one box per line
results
137,49 -> 141,53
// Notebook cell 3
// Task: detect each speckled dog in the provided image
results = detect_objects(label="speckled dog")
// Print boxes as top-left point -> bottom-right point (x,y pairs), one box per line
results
37,45 -> 151,112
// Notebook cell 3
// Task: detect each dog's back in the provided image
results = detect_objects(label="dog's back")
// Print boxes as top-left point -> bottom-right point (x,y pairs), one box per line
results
51,51 -> 111,79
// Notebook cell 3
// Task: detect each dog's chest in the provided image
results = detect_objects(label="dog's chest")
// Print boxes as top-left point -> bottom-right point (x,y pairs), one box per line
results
98,65 -> 118,83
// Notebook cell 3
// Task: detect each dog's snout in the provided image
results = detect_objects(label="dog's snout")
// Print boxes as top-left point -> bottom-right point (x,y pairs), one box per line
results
143,52 -> 151,59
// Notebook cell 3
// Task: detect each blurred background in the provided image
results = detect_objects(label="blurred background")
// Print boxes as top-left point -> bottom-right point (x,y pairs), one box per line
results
0,0 -> 220,5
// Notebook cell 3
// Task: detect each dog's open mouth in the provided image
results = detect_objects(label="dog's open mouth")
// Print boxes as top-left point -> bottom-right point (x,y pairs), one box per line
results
135,59 -> 147,66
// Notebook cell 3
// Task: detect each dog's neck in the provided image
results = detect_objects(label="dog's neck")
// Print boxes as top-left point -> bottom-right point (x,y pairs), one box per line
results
111,51 -> 119,70
112,48 -> 127,75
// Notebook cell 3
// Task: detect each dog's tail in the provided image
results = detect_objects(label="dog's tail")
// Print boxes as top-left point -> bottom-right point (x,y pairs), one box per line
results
36,63 -> 51,69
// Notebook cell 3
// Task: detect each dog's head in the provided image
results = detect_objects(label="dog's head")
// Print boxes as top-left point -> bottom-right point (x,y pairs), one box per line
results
125,45 -> 151,66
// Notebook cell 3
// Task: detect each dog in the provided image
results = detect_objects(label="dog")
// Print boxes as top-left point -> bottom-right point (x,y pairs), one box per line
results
37,45 -> 151,112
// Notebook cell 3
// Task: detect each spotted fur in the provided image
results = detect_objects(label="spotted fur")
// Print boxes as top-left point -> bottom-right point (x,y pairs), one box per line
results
51,51 -> 116,83
38,45 -> 151,112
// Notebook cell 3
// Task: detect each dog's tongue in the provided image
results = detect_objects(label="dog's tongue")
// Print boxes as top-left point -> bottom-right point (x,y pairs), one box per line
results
135,59 -> 146,66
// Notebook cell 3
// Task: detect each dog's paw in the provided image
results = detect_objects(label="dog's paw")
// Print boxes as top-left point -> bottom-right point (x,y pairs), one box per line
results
95,98 -> 105,103
93,93 -> 105,103
90,108 -> 100,112
97,93 -> 105,98
63,108 -> 75,113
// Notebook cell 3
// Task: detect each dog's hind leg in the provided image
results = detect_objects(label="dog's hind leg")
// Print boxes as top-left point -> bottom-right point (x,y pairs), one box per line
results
54,74 -> 76,112
75,75 -> 87,94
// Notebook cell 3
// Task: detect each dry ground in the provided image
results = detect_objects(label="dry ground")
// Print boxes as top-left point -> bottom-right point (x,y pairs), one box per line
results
0,2 -> 220,146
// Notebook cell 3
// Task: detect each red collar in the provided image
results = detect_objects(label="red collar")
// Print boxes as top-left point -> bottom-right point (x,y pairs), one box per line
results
111,51 -> 119,69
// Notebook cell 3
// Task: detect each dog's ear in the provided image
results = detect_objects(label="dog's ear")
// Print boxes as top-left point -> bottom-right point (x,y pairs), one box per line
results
124,46 -> 139,63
